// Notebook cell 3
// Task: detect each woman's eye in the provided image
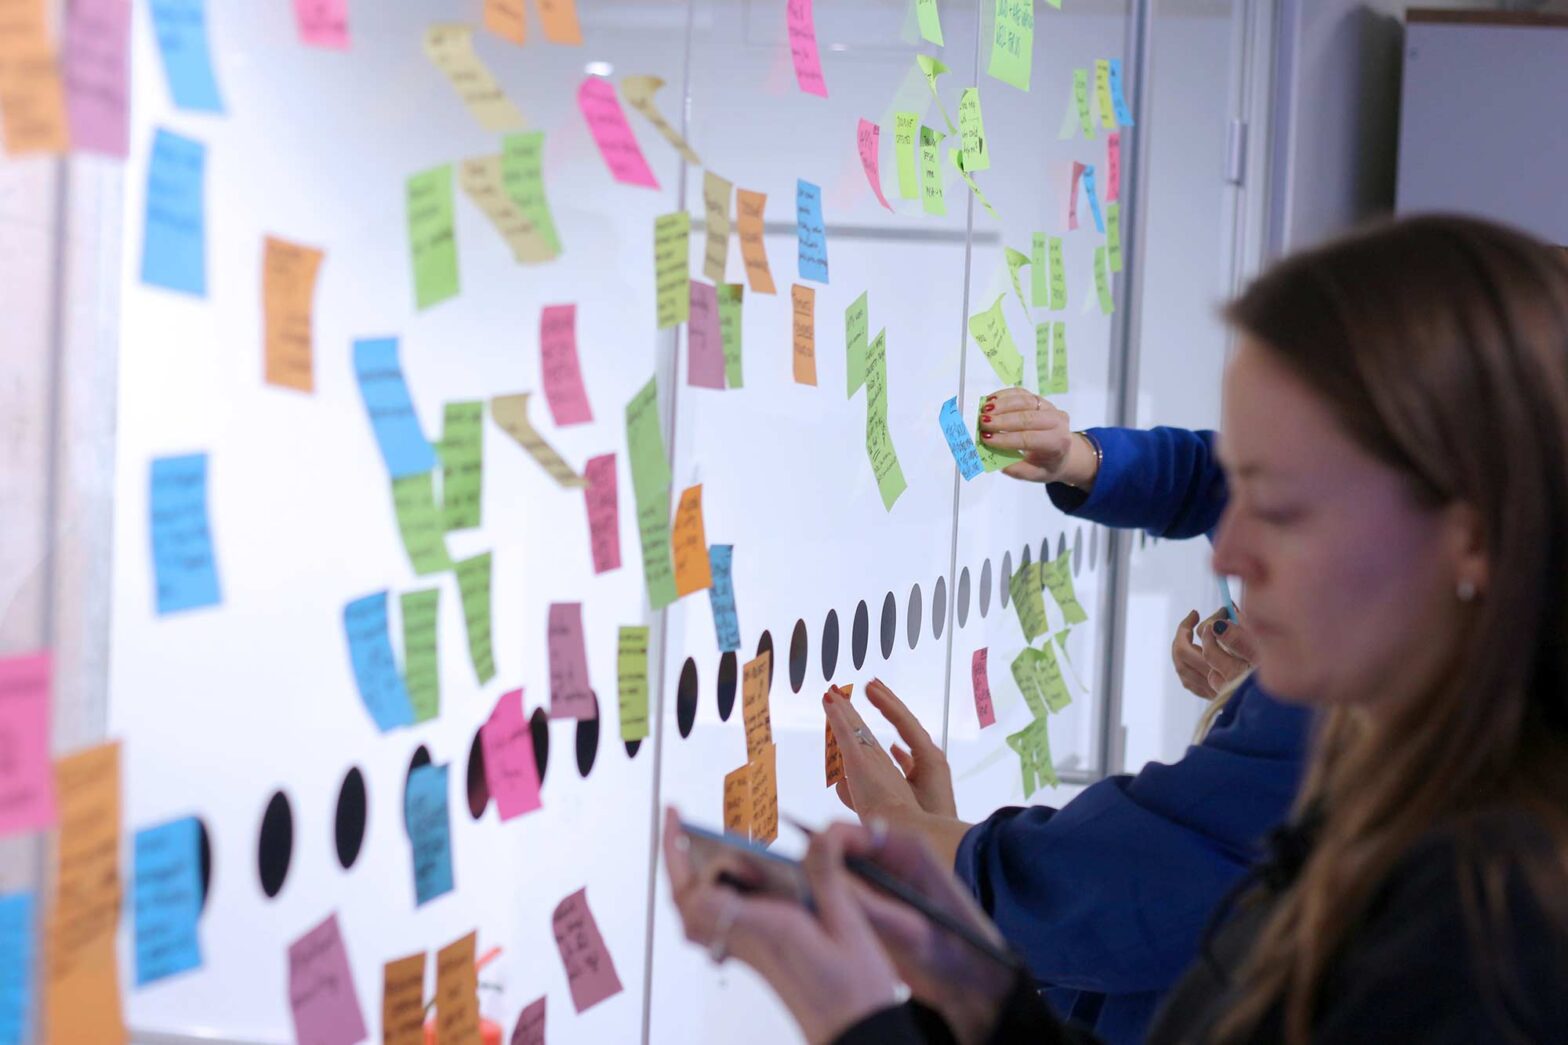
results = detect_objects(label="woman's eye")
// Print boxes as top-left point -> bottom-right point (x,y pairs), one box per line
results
1253,505 -> 1303,525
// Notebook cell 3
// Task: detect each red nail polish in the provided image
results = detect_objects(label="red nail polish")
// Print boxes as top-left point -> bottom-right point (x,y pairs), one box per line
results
981,432 -> 993,440
981,414 -> 992,422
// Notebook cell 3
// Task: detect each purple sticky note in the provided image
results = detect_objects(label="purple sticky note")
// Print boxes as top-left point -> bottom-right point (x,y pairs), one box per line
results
551,888 -> 623,1013
541,304 -> 593,426
511,996 -> 546,1045
63,0 -> 131,157
481,690 -> 543,821
786,0 -> 827,98
972,648 -> 995,728
287,913 -> 368,1045
577,77 -> 659,189
0,652 -> 56,835
294,0 -> 349,49
547,603 -> 596,719
582,454 -> 621,575
687,281 -> 725,389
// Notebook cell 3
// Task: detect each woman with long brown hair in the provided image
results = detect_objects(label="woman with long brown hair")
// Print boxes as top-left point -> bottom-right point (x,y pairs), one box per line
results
664,215 -> 1568,1043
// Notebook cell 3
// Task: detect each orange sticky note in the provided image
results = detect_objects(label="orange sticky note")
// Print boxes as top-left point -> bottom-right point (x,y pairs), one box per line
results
0,0 -> 70,155
671,484 -> 713,596
382,952 -> 427,1045
749,743 -> 779,846
741,650 -> 772,760
484,0 -> 526,43
723,763 -> 752,839
46,741 -> 125,1045
735,188 -> 777,295
792,284 -> 817,386
824,684 -> 854,788
263,236 -> 324,392
534,0 -> 583,44
436,931 -> 481,1045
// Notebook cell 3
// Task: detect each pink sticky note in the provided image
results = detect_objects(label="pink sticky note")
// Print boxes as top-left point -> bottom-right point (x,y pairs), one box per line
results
687,281 -> 725,389
552,888 -> 623,1013
786,0 -> 828,98
1067,161 -> 1085,231
63,0 -> 131,157
972,648 -> 995,728
287,913 -> 369,1045
582,454 -> 622,575
0,652 -> 56,835
577,77 -> 659,189
857,119 -> 894,212
1106,132 -> 1121,202
481,689 -> 543,820
547,603 -> 596,719
512,996 -> 546,1045
294,0 -> 349,48
541,304 -> 593,426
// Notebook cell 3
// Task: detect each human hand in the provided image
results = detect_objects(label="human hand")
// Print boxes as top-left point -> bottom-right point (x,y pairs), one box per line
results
865,680 -> 956,817
975,388 -> 1096,488
1198,613 -> 1256,694
824,686 -> 923,822
1172,609 -> 1224,699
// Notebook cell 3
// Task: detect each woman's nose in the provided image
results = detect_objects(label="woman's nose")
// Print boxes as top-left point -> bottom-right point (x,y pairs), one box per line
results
1210,507 -> 1250,581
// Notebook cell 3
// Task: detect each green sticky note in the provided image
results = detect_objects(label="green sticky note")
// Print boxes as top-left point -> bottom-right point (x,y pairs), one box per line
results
501,130 -> 563,256
401,588 -> 440,723
454,551 -> 496,684
920,125 -> 947,216
976,399 -> 1023,473
1045,321 -> 1068,395
1095,245 -> 1115,314
1004,247 -> 1030,312
1036,641 -> 1072,712
958,88 -> 989,172
950,149 -> 999,220
864,330 -> 908,511
654,211 -> 691,330
441,401 -> 483,531
636,487 -> 678,609
987,0 -> 1033,91
1011,647 -> 1048,719
968,293 -> 1025,386
1074,69 -> 1094,139
1031,233 -> 1049,306
1010,560 -> 1047,642
916,55 -> 957,131
1095,59 -> 1117,130
392,472 -> 452,575
1048,236 -> 1067,310
718,283 -> 745,388
1044,555 -> 1089,625
1107,202 -> 1123,273
894,112 -> 920,201
916,0 -> 944,45
618,625 -> 651,741
625,376 -> 672,504
846,291 -> 869,396
407,165 -> 459,310
1006,716 -> 1058,798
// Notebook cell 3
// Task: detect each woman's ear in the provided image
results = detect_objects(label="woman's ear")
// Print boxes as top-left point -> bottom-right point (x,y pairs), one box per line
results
1445,501 -> 1489,597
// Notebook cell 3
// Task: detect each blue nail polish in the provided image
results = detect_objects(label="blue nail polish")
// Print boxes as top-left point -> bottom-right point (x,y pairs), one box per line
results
1214,620 -> 1229,635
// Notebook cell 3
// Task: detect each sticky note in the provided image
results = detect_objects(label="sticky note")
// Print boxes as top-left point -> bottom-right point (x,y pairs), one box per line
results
1073,68 -> 1093,139
132,816 -> 202,986
723,763 -> 752,837
553,889 -> 623,1013
353,338 -> 437,478
976,399 -> 1022,474
920,125 -> 946,216
1094,246 -> 1115,314
140,128 -> 207,295
405,763 -> 454,905
547,603 -> 595,719
583,454 -> 622,575
845,291 -> 869,397
435,931 -> 480,1044
1048,236 -> 1066,310
481,690 -> 543,820
512,997 -> 546,1045
287,914 -> 367,1045
938,396 -> 983,481
401,588 -> 440,723
791,284 -> 817,386
707,545 -> 741,652
915,55 -> 956,131
0,653 -> 54,835
968,294 -> 1025,387
748,743 -> 779,845
1107,202 -> 1122,273
1067,160 -> 1084,231
718,283 -> 745,388
343,592 -> 415,731
916,0 -> 943,45
454,552 -> 496,684
490,393 -> 585,487
424,24 -> 524,131
972,648 -> 995,727
381,952 -> 426,1045
538,304 -> 593,426
688,280 -> 725,390
1006,717 -> 1057,798
407,165 -> 459,309
578,77 -> 658,189
654,211 -> 691,330
501,131 -> 564,257
1010,647 -> 1047,719
261,237 -> 323,392
636,489 -> 677,611
701,171 -> 732,282
856,119 -> 894,212
1043,555 -> 1089,624
149,0 -> 223,112
1084,165 -> 1105,233
1010,560 -> 1047,641
742,650 -> 772,760
987,0 -> 1033,91
824,684 -> 854,788
949,149 -> 999,220
795,179 -> 829,282
786,0 -> 827,98
622,74 -> 700,165
536,0 -> 583,44
958,88 -> 989,171
1095,58 -> 1116,129
295,0 -> 348,48
1034,646 -> 1072,712
893,113 -> 919,200
149,452 -> 222,615
63,0 -> 131,157
1031,233 -> 1049,306
672,485 -> 714,596
1004,246 -> 1030,312
617,627 -> 650,742
0,0 -> 69,155
1041,321 -> 1068,395
483,0 -> 525,43
735,188 -> 777,294
1109,58 -> 1135,125
460,155 -> 558,264
1107,131 -> 1122,201
864,330 -> 908,511
391,472 -> 453,575
625,377 -> 672,504
440,401 -> 483,531
0,891 -> 35,1045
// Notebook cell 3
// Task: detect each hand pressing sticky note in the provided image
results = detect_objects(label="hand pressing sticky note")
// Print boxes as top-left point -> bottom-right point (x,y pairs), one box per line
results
343,592 -> 415,732
976,399 -> 1023,474
617,627 -> 650,742
482,690 -> 543,820
845,291 -> 869,397
939,396 -> 983,481
262,236 -> 323,392
749,743 -> 779,845
742,650 -> 772,760
0,653 -> 55,835
354,337 -> 438,479
401,588 -> 440,723
381,952 -> 426,1045
491,393 -> 586,487
1010,560 -> 1048,642
654,211 -> 691,330
287,914 -> 368,1045
407,164 -> 460,310
894,113 -> 919,200
149,453 -> 222,615
133,816 -> 202,986
547,603 -> 596,719
424,24 -> 524,131
795,179 -> 829,283
688,280 -> 725,390
735,188 -> 776,294
435,932 -> 480,1045
958,88 -> 989,171
987,0 -> 1033,91
671,485 -> 714,596
967,294 -> 1025,387
405,763 -> 454,905
149,0 -> 224,112
792,284 -> 817,386
552,889 -> 623,1013
707,545 -> 741,653
972,648 -> 995,727
141,128 -> 207,295
856,119 -> 894,212
454,552 -> 496,685
582,454 -> 622,575
578,77 -> 658,189
622,74 -> 701,166
441,401 -> 484,531
786,0 -> 827,97
540,304 -> 592,425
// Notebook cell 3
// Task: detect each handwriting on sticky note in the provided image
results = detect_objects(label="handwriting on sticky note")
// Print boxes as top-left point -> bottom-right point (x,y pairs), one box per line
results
621,74 -> 700,165
707,545 -> 741,653
617,627 -> 650,741
455,552 -> 496,684
354,337 -> 437,478
968,294 -> 1025,387
491,393 -> 585,487
749,743 -> 779,845
786,0 -> 827,97
972,648 -> 995,727
553,888 -> 623,1013
1094,245 -> 1114,314
701,171 -> 732,282
441,401 -> 483,531
1084,165 -> 1105,233
916,0 -> 943,45
1107,202 -> 1122,273
1048,236 -> 1066,310
392,472 -> 453,575
343,592 -> 415,732
856,119 -> 894,211
735,189 -> 776,294
1010,560 -> 1048,642
405,763 -> 454,905
537,0 -> 582,43
149,453 -> 221,615
845,291 -> 868,397
1006,717 -> 1057,798
547,603 -> 595,719
483,0 -> 525,42
920,125 -> 946,216
401,589 -> 441,724
1095,58 -> 1116,129
625,376 -> 671,501
1043,556 -> 1088,625
133,816 -> 202,986
295,0 -> 349,48
424,24 -> 523,131
958,87 -> 989,171
436,932 -> 480,1045
501,131 -> 564,257
64,0 -> 131,157
406,165 -> 460,309
583,454 -> 622,575
1040,321 -> 1068,395
150,0 -> 224,112
1073,68 -> 1093,139
893,112 -> 919,201
460,155 -> 558,264
791,284 -> 818,386
288,913 -> 368,1045
579,77 -> 658,188
635,491 -> 675,605
742,650 -> 772,760
1,0 -> 70,155
718,283 -> 745,388
512,996 -> 546,1045
939,397 -> 983,481
539,304 -> 593,425
654,211 -> 691,329
987,0 -> 1033,90
1010,647 -> 1047,719
1031,233 -> 1048,307
141,128 -> 207,295
723,763 -> 752,837
0,891 -> 36,1045
483,690 -> 543,819
382,952 -> 426,1045
1106,131 -> 1121,201
1109,58 -> 1134,125
0,652 -> 55,834
795,179 -> 828,282
688,280 -> 725,389
671,485 -> 714,596
262,237 -> 323,392
1004,246 -> 1030,312
824,685 -> 855,788
864,330 -> 908,511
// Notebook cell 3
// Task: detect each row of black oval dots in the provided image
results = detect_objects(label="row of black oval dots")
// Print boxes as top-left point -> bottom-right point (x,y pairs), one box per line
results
246,525 -> 1102,898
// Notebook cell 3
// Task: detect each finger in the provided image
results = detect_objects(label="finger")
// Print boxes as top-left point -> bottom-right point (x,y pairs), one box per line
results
981,406 -> 1070,436
1208,669 -> 1226,693
979,428 -> 1066,454
835,779 -> 857,812
1215,620 -> 1259,663
840,827 -> 1002,944
1175,662 -> 1215,699
1200,606 -> 1229,632
662,807 -> 694,891
1174,642 -> 1211,682
866,680 -> 938,754
826,692 -> 882,752
805,825 -> 879,944
1176,609 -> 1200,646
1000,461 -> 1054,483
981,388 -> 1043,414
890,743 -> 915,778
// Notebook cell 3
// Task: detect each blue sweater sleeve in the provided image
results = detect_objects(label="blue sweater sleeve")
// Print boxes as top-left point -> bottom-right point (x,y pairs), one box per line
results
1047,427 -> 1227,540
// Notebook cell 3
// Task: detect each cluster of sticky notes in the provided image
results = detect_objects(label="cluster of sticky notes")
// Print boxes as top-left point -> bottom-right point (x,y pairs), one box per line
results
552,888 -> 624,1012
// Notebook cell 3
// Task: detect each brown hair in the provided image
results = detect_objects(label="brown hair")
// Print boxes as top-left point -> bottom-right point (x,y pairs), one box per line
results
1215,215 -> 1568,1042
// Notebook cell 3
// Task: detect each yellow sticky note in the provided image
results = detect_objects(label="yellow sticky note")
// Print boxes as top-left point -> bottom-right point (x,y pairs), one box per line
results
987,0 -> 1033,91
263,237 -> 324,392
654,211 -> 691,329
424,24 -> 525,132
735,189 -> 776,294
1048,235 -> 1067,311
701,171 -> 732,282
1095,58 -> 1117,130
742,650 -> 773,760
968,293 -> 1025,386
459,155 -> 559,264
1073,68 -> 1094,139
792,283 -> 817,386
894,112 -> 919,200
958,87 -> 989,172
671,484 -> 714,596
622,74 -> 702,166
1107,201 -> 1122,273
916,0 -> 943,46
1094,245 -> 1114,314
1041,321 -> 1067,395
864,330 -> 908,511
490,393 -> 586,487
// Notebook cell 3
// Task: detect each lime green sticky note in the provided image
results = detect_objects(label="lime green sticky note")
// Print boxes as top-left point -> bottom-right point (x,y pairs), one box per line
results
1006,716 -> 1058,798
864,330 -> 908,511
625,376 -> 672,504
894,112 -> 920,200
407,165 -> 459,310
1044,555 -> 1089,625
618,625 -> 651,741
501,130 -> 563,256
1095,59 -> 1117,129
1107,202 -> 1123,273
1011,647 -> 1049,719
719,283 -> 745,388
1034,642 -> 1072,712
392,472 -> 453,575
916,0 -> 944,45
968,293 -> 1025,386
1010,560 -> 1047,641
1031,233 -> 1049,306
846,291 -> 869,397
950,149 -> 999,220
654,211 -> 691,330
1048,236 -> 1067,310
1045,321 -> 1068,394
401,588 -> 441,722
636,487 -> 678,609
976,399 -> 1023,473
1073,69 -> 1094,139
1036,323 -> 1050,395
441,401 -> 483,531
454,551 -> 496,684
1095,245 -> 1115,314
920,125 -> 947,216
987,0 -> 1033,91
1004,246 -> 1030,312
958,88 -> 989,172
916,55 -> 957,131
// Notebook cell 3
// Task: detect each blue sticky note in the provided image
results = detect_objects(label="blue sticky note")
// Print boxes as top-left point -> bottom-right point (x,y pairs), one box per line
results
708,545 -> 741,653
939,397 -> 984,480
1109,59 -> 1135,126
133,817 -> 203,986
353,337 -> 439,479
343,592 -> 415,732
404,763 -> 454,906
796,179 -> 829,283
1083,165 -> 1105,234
149,0 -> 224,112
141,129 -> 208,296
149,453 -> 222,615
0,892 -> 34,1045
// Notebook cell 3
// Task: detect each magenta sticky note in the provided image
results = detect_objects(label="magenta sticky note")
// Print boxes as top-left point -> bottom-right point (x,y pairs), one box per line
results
294,0 -> 349,49
972,648 -> 995,729
577,77 -> 659,189
687,281 -> 725,389
0,652 -> 56,836
1106,132 -> 1121,202
786,0 -> 827,98
481,690 -> 543,821
63,0 -> 131,157
552,888 -> 623,1013
287,913 -> 369,1045
1068,161 -> 1085,232
511,995 -> 546,1045
547,603 -> 596,719
540,304 -> 593,426
856,119 -> 894,212
582,454 -> 622,575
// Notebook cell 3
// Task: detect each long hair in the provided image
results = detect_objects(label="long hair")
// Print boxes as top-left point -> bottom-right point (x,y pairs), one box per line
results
1213,216 -> 1568,1042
